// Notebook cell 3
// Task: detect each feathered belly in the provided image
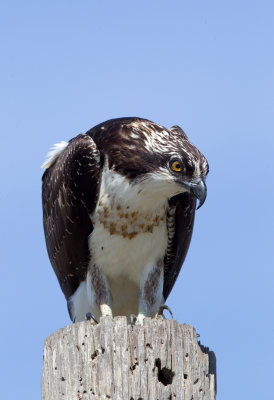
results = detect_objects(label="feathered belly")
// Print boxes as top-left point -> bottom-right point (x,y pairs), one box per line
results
89,219 -> 168,285
88,219 -> 167,317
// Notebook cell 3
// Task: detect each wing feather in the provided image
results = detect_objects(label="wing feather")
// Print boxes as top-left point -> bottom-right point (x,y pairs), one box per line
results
42,134 -> 101,300
163,192 -> 196,300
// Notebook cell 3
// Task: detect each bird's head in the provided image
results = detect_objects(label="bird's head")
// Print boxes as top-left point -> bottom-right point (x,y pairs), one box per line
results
149,124 -> 209,209
91,118 -> 209,208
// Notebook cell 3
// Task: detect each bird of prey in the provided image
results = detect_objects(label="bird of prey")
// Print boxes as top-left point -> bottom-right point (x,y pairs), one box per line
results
42,117 -> 209,325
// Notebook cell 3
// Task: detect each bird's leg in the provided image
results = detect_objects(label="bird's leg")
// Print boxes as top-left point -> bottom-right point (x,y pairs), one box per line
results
136,261 -> 164,326
89,264 -> 113,318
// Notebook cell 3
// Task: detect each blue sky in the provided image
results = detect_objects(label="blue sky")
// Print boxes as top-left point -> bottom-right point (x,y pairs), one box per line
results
1,1 -> 273,398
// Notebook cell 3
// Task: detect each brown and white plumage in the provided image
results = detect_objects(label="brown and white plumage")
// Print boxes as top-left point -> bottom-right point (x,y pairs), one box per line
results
42,117 -> 209,324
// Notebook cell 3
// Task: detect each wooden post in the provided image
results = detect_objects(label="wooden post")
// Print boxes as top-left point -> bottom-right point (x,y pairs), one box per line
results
42,316 -> 216,400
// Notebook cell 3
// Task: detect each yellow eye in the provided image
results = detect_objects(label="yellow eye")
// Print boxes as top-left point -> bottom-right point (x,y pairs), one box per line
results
171,160 -> 183,172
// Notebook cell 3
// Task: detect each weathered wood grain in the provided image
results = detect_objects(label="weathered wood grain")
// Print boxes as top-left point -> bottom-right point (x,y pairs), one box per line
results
42,317 -> 216,400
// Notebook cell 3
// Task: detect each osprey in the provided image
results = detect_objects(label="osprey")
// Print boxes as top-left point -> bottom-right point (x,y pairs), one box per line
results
42,117 -> 208,325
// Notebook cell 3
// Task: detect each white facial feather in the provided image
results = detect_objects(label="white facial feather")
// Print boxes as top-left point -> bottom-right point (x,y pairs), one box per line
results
143,169 -> 188,199
95,160 -> 183,212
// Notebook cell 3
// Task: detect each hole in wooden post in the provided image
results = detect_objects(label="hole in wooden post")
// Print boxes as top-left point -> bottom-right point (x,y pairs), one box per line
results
129,361 -> 139,372
155,358 -> 175,386
91,350 -> 99,360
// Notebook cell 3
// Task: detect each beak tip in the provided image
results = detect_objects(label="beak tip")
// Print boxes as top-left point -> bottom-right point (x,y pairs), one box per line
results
190,178 -> 207,210
196,198 -> 205,210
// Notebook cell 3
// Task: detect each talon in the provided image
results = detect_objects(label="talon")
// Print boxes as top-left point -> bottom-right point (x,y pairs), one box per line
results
86,312 -> 98,324
156,304 -> 174,320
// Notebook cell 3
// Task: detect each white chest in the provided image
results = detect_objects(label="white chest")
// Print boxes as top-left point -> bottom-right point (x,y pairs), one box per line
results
88,168 -> 169,285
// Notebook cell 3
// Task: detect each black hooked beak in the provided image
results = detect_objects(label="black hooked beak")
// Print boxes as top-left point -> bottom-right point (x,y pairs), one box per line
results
182,177 -> 207,210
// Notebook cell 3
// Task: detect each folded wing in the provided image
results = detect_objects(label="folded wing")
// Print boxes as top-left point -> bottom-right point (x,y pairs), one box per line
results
42,134 -> 101,300
163,192 -> 196,300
